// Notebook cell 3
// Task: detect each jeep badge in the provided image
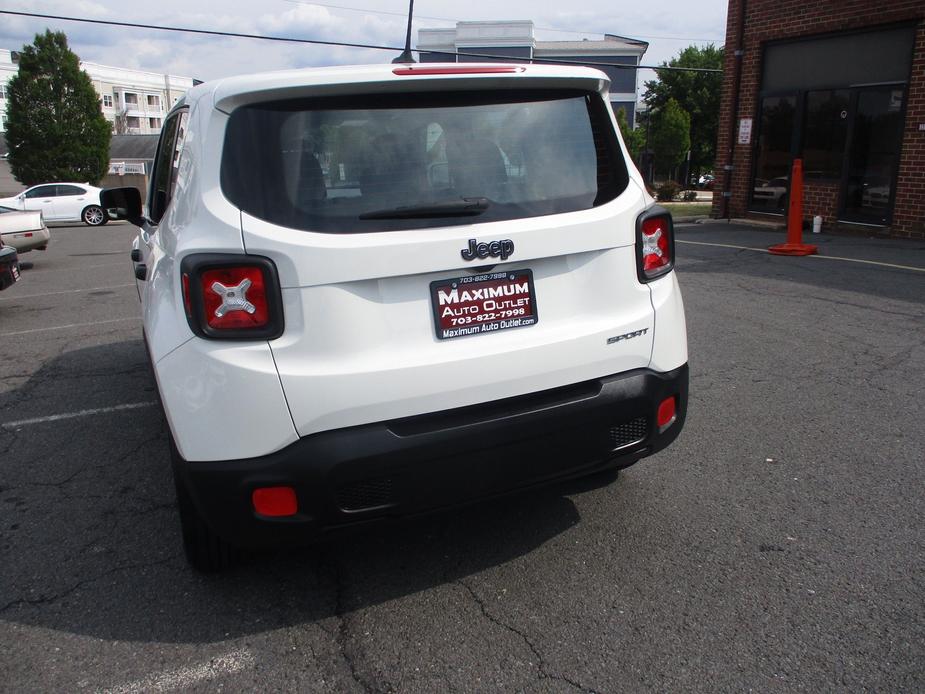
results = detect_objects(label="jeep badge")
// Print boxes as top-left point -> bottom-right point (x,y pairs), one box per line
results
461,238 -> 515,262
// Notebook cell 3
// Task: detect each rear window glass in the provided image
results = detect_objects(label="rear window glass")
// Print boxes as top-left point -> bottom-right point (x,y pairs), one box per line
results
221,89 -> 628,232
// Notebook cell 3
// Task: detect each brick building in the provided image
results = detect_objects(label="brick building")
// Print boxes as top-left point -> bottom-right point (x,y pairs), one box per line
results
713,1 -> 925,238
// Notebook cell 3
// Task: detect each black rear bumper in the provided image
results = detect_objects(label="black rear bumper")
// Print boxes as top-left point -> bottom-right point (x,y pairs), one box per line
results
174,364 -> 688,549
0,246 -> 19,290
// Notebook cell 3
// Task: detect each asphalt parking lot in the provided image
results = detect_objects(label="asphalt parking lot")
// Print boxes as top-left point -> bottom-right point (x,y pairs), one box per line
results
1,221 -> 923,692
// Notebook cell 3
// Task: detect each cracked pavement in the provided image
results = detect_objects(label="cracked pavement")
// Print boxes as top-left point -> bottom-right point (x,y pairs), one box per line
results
0,222 -> 922,691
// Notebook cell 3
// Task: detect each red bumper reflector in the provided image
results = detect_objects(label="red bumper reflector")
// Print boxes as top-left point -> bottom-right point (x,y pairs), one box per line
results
657,396 -> 677,429
252,486 -> 298,517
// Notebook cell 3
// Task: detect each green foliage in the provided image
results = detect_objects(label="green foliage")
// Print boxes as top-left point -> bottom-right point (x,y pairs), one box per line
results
681,189 -> 698,202
643,44 -> 723,175
614,107 -> 645,165
655,180 -> 681,202
6,30 -> 111,186
650,98 -> 691,172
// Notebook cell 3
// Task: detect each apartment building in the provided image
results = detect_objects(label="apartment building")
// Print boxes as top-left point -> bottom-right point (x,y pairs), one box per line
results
0,49 -> 198,134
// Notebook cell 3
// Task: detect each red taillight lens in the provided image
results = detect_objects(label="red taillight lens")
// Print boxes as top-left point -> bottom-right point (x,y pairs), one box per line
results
252,486 -> 298,517
657,396 -> 677,430
641,215 -> 672,275
181,273 -> 192,319
180,254 -> 283,340
200,266 -> 269,330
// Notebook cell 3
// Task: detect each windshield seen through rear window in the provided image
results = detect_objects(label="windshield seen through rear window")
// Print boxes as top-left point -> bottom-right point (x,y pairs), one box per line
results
221,89 -> 628,232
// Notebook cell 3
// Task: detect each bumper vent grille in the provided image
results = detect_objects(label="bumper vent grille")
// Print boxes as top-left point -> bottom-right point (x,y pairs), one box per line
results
609,417 -> 649,450
336,477 -> 395,511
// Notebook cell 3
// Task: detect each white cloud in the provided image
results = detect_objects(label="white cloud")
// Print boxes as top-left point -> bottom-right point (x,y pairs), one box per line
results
1,0 -> 727,83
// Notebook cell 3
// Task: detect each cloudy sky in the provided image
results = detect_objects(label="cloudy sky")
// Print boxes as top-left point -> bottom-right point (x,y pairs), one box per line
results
0,0 -> 727,90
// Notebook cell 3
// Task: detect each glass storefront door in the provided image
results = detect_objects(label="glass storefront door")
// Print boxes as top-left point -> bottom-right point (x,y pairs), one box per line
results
750,95 -> 796,213
839,87 -> 906,225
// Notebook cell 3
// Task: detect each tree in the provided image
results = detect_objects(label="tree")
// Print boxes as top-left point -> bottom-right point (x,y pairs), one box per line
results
6,30 -> 111,186
614,107 -> 645,166
649,98 -> 691,179
643,44 -> 723,176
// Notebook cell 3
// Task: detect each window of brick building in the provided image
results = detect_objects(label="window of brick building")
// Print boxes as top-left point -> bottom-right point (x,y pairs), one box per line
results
749,25 -> 915,224
750,96 -> 796,213
802,90 -> 849,180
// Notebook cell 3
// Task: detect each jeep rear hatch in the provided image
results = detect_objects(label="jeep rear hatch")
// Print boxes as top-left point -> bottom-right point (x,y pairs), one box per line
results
224,79 -> 655,437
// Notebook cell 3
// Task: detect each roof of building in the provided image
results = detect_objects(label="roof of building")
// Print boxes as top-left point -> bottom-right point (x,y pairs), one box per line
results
418,23 -> 649,54
109,134 -> 160,160
536,39 -> 648,52
0,134 -> 160,160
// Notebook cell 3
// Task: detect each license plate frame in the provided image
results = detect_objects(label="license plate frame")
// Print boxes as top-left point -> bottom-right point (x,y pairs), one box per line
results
430,269 -> 538,340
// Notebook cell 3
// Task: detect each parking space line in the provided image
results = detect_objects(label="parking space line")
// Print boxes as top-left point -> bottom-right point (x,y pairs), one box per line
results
676,239 -> 925,272
2,316 -> 140,337
101,648 -> 255,694
0,283 -> 135,301
2,401 -> 158,429
24,262 -> 127,274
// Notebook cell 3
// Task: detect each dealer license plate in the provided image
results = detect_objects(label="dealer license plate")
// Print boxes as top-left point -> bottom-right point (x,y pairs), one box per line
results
430,269 -> 538,340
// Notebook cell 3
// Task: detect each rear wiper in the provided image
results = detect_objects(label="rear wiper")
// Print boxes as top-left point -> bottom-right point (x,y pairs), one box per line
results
359,197 -> 490,220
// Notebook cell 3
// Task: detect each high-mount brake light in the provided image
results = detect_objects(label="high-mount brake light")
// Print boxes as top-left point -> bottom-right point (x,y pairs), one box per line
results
392,66 -> 525,76
179,254 -> 284,340
635,207 -> 674,282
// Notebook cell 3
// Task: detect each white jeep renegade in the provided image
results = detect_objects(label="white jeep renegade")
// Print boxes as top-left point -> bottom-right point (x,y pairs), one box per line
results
104,63 -> 688,572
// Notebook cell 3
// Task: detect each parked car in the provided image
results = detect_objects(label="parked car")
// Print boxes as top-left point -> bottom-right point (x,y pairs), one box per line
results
104,62 -> 689,572
752,176 -> 789,209
0,183 -> 109,226
861,180 -> 891,211
698,173 -> 715,190
0,242 -> 20,290
0,206 -> 50,253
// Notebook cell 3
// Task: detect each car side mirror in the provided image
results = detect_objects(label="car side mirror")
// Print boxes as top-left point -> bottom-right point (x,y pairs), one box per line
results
101,187 -> 145,226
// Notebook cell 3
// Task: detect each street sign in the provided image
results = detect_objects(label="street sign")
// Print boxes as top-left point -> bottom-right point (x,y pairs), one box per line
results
738,118 -> 752,145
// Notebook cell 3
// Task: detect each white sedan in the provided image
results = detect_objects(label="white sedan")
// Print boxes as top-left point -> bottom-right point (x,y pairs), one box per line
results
0,206 -> 50,253
0,183 -> 109,226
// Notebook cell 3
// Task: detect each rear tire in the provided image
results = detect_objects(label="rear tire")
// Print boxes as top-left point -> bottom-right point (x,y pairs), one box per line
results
82,205 -> 108,226
170,437 -> 235,572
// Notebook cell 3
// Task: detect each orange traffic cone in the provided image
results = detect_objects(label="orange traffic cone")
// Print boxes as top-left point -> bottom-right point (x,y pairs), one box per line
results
768,158 -> 818,256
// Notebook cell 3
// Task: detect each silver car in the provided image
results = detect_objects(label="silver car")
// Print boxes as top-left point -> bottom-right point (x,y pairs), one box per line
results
0,206 -> 50,253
